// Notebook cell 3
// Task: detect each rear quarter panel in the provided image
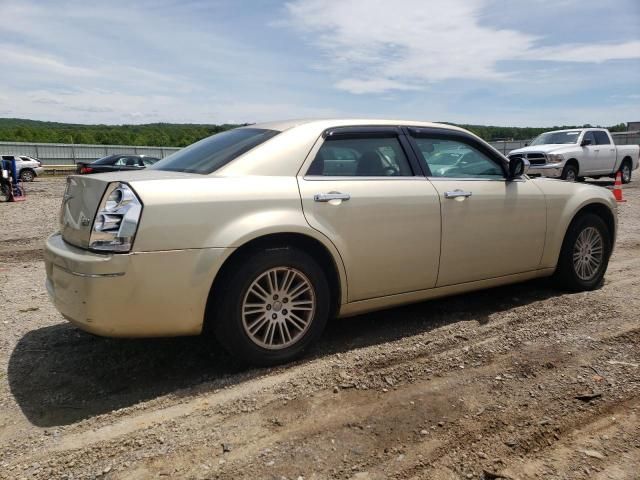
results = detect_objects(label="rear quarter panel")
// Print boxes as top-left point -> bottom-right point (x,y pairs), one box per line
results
129,175 -> 348,301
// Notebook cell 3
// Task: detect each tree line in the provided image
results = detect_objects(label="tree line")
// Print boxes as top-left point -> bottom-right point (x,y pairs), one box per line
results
0,117 -> 630,146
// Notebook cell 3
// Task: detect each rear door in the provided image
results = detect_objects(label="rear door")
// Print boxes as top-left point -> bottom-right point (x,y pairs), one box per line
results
297,127 -> 441,302
406,127 -> 546,287
593,130 -> 617,174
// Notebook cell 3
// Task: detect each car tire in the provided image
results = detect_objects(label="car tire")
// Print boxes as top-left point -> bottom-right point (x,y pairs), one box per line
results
620,160 -> 632,184
212,248 -> 330,366
561,164 -> 578,182
553,213 -> 611,292
19,169 -> 35,182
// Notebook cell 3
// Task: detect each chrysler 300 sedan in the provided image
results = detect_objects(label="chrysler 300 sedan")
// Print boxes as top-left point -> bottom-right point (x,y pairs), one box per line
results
45,119 -> 617,365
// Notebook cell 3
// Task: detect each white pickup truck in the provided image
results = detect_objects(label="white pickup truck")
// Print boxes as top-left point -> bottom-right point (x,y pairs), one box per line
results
508,128 -> 639,183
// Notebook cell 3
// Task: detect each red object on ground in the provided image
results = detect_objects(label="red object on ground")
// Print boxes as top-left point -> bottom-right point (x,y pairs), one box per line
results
613,171 -> 626,203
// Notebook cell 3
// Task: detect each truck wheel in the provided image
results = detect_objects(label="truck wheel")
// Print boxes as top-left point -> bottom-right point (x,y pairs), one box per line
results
19,169 -> 35,182
212,248 -> 330,366
561,164 -> 578,182
554,213 -> 611,292
620,161 -> 632,184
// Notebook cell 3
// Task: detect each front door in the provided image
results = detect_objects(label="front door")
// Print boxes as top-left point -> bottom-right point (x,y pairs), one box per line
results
298,128 -> 441,302
407,128 -> 547,287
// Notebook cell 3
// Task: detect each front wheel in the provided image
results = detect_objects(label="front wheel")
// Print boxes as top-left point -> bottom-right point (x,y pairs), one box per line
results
554,213 -> 611,291
20,169 -> 35,182
561,164 -> 578,182
212,248 -> 330,366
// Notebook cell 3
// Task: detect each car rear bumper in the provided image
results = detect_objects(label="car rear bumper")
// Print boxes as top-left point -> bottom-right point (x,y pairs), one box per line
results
527,163 -> 563,178
44,233 -> 231,337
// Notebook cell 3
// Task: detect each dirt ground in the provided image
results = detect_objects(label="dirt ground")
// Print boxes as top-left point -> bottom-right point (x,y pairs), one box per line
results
0,177 -> 638,480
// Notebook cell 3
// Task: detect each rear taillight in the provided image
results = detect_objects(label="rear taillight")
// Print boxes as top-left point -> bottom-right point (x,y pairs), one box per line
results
81,166 -> 93,174
89,183 -> 142,252
37,161 -> 42,167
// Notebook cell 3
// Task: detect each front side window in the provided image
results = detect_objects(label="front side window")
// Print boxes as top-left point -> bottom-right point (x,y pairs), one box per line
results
412,137 -> 504,178
307,136 -> 413,177
152,128 -> 279,174
594,131 -> 611,145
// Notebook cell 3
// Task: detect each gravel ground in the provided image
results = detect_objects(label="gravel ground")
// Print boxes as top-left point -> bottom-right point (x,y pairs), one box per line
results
0,176 -> 638,480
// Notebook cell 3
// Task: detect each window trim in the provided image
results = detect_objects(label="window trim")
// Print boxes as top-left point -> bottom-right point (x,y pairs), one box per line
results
404,126 -> 509,179
304,127 -> 421,179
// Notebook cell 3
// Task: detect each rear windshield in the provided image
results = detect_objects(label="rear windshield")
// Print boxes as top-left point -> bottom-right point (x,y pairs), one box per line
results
151,128 -> 279,174
93,155 -> 119,165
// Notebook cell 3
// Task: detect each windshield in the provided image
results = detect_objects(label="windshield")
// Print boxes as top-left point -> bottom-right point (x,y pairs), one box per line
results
530,130 -> 581,146
151,128 -> 279,174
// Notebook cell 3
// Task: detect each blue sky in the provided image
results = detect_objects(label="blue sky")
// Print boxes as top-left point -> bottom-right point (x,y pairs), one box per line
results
0,0 -> 639,126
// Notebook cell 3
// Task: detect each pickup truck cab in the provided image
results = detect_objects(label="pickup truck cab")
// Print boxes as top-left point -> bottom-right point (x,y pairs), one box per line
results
508,128 -> 639,183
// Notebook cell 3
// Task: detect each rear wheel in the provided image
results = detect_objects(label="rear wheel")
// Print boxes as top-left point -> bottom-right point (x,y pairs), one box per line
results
620,160 -> 632,184
561,164 -> 578,182
19,169 -> 35,182
554,213 -> 611,291
212,248 -> 329,366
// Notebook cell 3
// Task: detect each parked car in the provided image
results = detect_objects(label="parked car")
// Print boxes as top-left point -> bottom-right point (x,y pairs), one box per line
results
508,128 -> 639,183
76,154 -> 160,174
45,120 -> 617,366
0,155 -> 44,182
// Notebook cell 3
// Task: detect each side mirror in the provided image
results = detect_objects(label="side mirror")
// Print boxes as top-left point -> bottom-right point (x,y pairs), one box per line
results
581,138 -> 592,146
524,142 -> 529,147
508,157 -> 529,179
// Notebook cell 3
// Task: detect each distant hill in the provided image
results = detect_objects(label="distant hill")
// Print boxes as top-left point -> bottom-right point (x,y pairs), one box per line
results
0,117 -> 629,146
0,118 -> 243,147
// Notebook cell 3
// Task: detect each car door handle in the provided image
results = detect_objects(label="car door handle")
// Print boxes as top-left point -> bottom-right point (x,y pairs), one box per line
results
444,190 -> 472,199
314,192 -> 351,202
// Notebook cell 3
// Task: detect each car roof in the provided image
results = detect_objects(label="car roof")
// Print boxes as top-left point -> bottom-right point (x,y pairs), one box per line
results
245,118 -> 469,134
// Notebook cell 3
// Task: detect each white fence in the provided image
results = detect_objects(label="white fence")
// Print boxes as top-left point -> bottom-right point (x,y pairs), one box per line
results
0,142 -> 181,166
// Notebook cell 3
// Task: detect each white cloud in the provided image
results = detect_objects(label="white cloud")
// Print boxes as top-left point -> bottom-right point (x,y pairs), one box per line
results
285,0 -> 640,94
534,40 -> 640,63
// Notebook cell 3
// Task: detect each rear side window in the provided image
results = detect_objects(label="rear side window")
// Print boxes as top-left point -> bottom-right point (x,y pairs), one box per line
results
594,131 -> 611,145
152,128 -> 279,174
583,131 -> 596,145
307,136 -> 413,176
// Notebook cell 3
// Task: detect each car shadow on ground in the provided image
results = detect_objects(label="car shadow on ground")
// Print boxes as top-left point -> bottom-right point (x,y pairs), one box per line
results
8,279 -> 559,428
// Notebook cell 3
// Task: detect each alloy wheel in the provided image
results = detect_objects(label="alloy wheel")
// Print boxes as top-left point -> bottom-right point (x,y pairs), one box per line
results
572,226 -> 604,281
241,267 -> 316,350
622,164 -> 631,183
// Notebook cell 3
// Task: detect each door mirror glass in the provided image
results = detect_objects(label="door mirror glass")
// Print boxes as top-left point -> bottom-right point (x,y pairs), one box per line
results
508,157 -> 529,179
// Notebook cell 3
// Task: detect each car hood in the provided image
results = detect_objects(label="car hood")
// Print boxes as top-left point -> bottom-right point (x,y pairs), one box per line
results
510,144 -> 579,155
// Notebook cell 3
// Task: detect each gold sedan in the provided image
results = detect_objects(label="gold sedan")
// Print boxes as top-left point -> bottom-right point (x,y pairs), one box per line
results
45,120 -> 617,365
